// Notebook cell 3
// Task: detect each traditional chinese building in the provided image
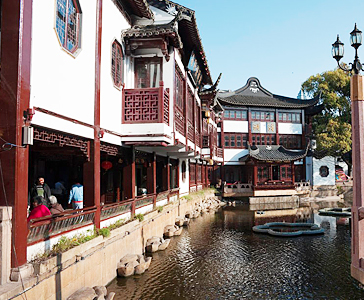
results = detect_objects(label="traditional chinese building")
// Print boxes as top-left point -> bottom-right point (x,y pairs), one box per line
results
218,77 -> 319,197
0,0 -> 222,279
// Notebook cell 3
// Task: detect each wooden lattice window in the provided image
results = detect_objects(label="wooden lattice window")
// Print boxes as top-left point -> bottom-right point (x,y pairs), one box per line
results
55,0 -> 82,54
111,40 -> 123,88
135,57 -> 162,88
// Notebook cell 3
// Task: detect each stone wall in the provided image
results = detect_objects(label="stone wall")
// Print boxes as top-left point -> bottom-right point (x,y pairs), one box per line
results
1,190 -> 215,300
0,207 -> 12,285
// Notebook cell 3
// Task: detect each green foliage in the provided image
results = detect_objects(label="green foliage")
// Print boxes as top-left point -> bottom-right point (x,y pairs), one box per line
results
107,219 -> 125,230
301,67 -> 351,158
158,206 -> 163,213
135,213 -> 144,222
337,185 -> 344,195
96,228 -> 110,238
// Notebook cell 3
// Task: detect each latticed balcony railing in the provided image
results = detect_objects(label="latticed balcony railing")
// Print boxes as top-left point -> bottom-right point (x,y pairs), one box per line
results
123,81 -> 169,125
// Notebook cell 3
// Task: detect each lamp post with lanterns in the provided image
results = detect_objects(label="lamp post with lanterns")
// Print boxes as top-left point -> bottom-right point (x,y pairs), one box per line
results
332,23 -> 364,284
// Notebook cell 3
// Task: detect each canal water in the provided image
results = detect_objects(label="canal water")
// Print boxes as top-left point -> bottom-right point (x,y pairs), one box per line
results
107,204 -> 364,300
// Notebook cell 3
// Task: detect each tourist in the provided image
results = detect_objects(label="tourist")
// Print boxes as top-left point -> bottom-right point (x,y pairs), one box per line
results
30,176 -> 52,208
27,196 -> 51,222
69,181 -> 83,210
49,195 -> 65,215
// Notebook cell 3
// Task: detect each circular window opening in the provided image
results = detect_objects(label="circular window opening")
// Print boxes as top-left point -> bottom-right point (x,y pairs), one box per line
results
319,166 -> 329,177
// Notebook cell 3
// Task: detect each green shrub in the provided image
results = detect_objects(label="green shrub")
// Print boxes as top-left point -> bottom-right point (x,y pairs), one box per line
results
96,228 -> 110,238
135,213 -> 144,222
158,206 -> 163,213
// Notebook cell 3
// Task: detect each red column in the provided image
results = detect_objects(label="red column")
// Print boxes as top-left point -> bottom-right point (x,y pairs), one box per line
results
167,157 -> 171,190
253,165 -> 258,187
291,162 -> 295,183
248,108 -> 252,144
84,0 -> 102,229
147,152 -> 156,195
275,109 -> 279,145
123,147 -> 135,200
0,0 -> 32,267
350,75 -> 364,283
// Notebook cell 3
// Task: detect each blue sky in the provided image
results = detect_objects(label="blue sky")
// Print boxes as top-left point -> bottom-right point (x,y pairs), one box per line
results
177,0 -> 364,98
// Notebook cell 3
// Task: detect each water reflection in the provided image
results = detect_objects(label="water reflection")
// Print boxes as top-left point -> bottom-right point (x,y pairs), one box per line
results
108,204 -> 364,300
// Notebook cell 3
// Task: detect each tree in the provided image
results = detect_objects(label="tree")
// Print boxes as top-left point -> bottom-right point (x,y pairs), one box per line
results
301,67 -> 351,165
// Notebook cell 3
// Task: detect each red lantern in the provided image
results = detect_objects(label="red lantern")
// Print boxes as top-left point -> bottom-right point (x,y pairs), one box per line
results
101,161 -> 112,170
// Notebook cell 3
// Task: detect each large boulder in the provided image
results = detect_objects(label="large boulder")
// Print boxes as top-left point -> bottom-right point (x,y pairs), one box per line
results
158,238 -> 170,251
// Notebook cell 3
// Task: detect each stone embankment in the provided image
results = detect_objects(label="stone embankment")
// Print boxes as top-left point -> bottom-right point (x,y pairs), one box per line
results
1,190 -> 223,300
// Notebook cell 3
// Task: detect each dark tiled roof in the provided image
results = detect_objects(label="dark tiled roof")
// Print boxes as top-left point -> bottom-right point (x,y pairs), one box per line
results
147,0 -> 213,85
218,94 -> 319,109
240,145 -> 308,162
115,0 -> 154,21
121,17 -> 183,48
199,73 -> 222,96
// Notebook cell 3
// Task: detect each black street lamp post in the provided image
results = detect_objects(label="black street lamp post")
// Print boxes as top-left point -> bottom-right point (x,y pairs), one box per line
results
332,23 -> 363,74
333,23 -> 364,284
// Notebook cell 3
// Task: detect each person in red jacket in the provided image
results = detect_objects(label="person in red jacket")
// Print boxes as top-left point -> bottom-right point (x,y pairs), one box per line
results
27,196 -> 51,222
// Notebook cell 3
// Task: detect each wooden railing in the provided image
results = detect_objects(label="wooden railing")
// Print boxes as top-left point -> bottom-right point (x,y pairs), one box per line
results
123,81 -> 169,124
217,147 -> 223,158
101,200 -> 133,220
27,189 -> 181,246
135,194 -> 155,209
156,191 -> 169,203
224,183 -> 253,194
28,206 -> 97,245
255,181 -> 295,190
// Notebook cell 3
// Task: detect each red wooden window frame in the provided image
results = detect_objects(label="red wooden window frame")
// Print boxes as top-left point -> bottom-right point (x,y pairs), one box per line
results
223,109 -> 248,120
175,66 -> 185,111
251,111 -> 275,121
224,133 -> 249,149
278,112 -> 301,123
251,134 -> 276,146
189,163 -> 196,184
111,40 -> 123,88
279,135 -> 302,149
134,57 -> 163,88
55,0 -> 82,54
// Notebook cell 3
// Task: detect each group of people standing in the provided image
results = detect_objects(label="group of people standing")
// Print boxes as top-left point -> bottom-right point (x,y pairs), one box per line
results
27,176 -> 84,222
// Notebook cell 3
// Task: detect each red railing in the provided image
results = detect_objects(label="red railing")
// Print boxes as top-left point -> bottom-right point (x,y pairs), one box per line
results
27,189 -> 181,246
163,88 -> 169,125
135,194 -> 155,209
27,206 -> 97,245
123,81 -> 169,124
217,147 -> 223,158
255,181 -> 295,190
101,200 -> 133,220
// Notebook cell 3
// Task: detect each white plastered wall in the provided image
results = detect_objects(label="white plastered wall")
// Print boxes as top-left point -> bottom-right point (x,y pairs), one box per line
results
224,149 -> 249,165
30,0 -> 97,136
99,0 -> 130,145
312,156 -> 336,186
223,120 -> 248,133
179,158 -> 189,196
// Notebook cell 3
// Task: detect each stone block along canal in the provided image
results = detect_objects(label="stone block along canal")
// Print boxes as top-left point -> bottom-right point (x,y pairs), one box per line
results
107,204 -> 364,299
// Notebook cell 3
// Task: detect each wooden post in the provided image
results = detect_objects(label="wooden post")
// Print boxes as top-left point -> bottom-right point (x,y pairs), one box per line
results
147,152 -> 156,208
0,0 -> 32,268
123,147 -> 135,200
253,165 -> 258,187
350,74 -> 364,284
